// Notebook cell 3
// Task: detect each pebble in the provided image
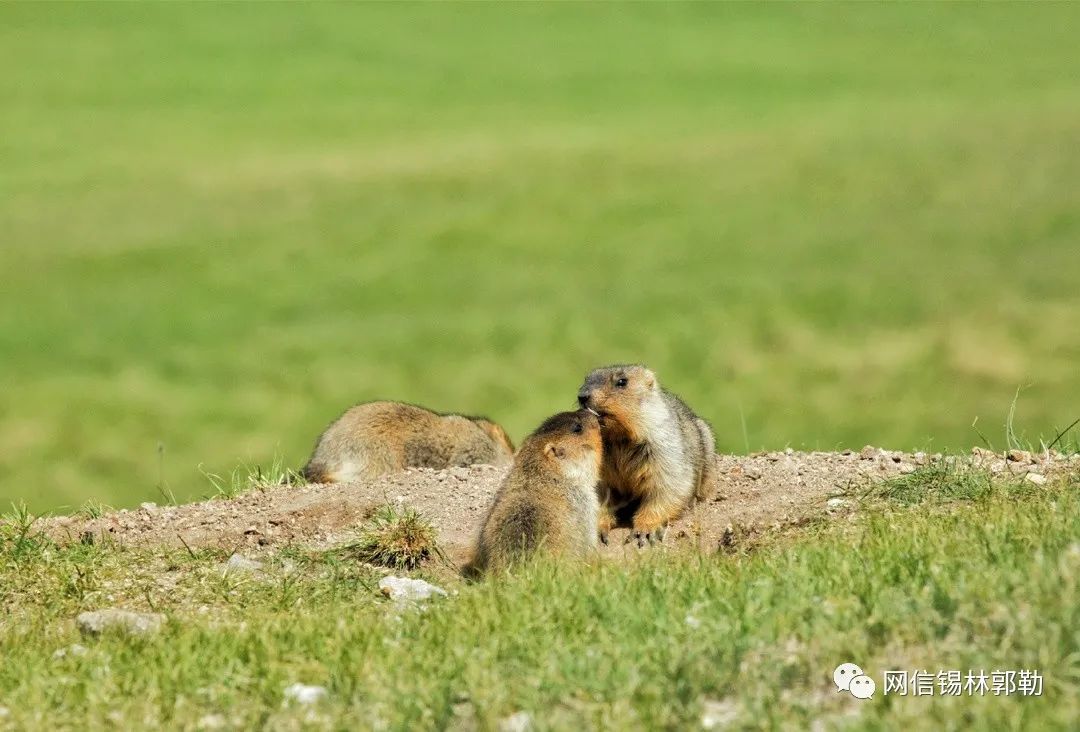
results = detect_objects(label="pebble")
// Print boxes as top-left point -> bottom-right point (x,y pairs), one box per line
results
859,445 -> 878,460
283,683 -> 327,705
899,464 -> 917,474
76,609 -> 166,637
139,502 -> 158,512
498,711 -> 533,732
1008,449 -> 1033,464
52,643 -> 88,659
826,498 -> 851,510
221,553 -> 264,577
379,576 -> 448,604
701,699 -> 738,729
197,713 -> 227,730
1025,473 -> 1047,485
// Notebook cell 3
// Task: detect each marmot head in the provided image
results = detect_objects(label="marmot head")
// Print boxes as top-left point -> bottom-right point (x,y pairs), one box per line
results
576,364 -> 658,439
525,409 -> 602,483
470,417 -> 516,460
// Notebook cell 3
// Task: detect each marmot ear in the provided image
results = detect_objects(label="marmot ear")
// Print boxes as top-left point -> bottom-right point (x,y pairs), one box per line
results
544,443 -> 565,459
643,368 -> 656,389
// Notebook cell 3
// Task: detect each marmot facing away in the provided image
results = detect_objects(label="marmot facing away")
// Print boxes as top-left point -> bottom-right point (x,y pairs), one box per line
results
302,401 -> 515,483
466,409 -> 602,577
577,365 -> 717,546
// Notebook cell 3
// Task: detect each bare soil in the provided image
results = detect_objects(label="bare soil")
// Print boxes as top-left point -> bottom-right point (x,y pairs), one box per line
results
40,448 -> 1078,567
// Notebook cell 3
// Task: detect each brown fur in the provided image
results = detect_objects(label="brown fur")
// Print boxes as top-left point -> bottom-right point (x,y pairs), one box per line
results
302,401 -> 515,483
578,365 -> 718,545
465,410 -> 602,577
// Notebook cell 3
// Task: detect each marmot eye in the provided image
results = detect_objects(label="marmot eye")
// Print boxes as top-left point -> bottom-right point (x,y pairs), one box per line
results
615,377 -> 628,388
572,422 -> 583,434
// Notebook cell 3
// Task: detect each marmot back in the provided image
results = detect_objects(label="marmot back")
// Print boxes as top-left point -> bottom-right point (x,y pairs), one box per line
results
465,409 -> 602,577
577,365 -> 718,546
302,401 -> 515,483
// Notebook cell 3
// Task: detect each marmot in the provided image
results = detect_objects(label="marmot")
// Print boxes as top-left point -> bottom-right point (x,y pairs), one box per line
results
302,401 -> 515,483
577,364 -> 717,546
465,409 -> 602,577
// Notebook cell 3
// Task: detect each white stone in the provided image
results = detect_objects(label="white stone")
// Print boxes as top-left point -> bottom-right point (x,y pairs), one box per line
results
378,576 -> 448,604
221,553 -> 264,577
701,698 -> 738,729
52,643 -> 88,659
283,683 -> 327,705
76,609 -> 165,637
1025,473 -> 1047,485
498,711 -> 533,732
197,713 -> 227,730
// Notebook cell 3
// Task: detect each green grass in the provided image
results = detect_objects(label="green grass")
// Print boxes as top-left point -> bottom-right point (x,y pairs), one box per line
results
2,3 -> 1080,512
1,471 -> 1077,729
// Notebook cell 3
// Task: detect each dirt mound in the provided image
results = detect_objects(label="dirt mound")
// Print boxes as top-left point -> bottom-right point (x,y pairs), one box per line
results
40,448 -> 1077,566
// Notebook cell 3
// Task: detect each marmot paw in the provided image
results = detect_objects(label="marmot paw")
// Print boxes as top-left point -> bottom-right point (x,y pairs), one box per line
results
626,525 -> 666,548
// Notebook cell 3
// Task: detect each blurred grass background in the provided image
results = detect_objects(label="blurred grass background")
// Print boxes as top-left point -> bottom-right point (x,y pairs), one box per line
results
2,3 -> 1078,512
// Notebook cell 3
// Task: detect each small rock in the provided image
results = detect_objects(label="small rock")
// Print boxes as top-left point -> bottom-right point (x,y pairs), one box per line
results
899,464 -> 917,474
197,713 -> 227,730
859,445 -> 877,460
378,576 -> 448,604
1007,449 -> 1033,464
1025,473 -> 1047,485
719,524 -> 735,548
76,609 -> 165,637
283,683 -> 327,705
52,643 -> 88,659
139,502 -> 157,511
498,711 -> 533,732
744,465 -> 762,480
826,498 -> 851,510
784,447 -> 794,455
221,553 -> 264,577
701,698 -> 738,729
914,451 -> 927,465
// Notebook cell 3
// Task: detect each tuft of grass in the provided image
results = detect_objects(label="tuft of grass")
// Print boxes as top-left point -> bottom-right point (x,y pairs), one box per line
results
0,502 -> 48,561
869,463 -> 1035,507
200,454 -> 301,500
79,498 -> 110,519
342,504 -> 442,571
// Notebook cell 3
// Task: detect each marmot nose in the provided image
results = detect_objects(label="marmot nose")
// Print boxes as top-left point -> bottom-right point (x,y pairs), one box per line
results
577,393 -> 590,408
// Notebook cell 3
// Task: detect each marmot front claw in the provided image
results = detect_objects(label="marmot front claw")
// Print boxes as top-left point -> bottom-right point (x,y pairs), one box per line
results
627,525 -> 666,548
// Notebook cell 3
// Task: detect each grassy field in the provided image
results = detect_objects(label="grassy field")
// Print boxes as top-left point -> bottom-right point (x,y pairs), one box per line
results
2,4 -> 1079,511
2,469 -> 1077,729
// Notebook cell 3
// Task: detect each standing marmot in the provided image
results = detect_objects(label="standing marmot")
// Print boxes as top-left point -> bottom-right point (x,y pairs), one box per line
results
302,401 -> 515,483
577,365 -> 717,546
465,409 -> 602,577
